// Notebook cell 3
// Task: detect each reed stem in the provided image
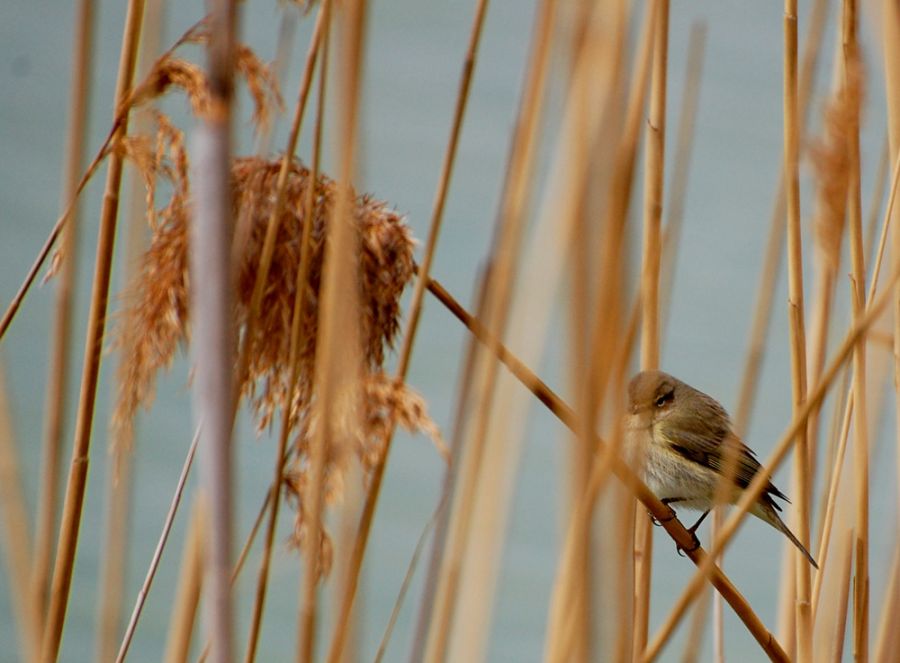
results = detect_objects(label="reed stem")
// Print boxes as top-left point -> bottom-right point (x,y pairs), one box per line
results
633,0 -> 668,655
39,2 -> 145,659
190,0 -> 240,660
32,0 -> 95,637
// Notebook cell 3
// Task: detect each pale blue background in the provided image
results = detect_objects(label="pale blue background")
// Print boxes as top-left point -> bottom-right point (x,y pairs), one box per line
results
0,0 -> 896,661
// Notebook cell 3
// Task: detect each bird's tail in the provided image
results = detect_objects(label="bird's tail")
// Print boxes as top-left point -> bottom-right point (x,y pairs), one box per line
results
752,501 -> 819,569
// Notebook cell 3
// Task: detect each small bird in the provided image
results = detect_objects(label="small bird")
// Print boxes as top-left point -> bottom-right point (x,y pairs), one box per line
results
627,369 -> 818,568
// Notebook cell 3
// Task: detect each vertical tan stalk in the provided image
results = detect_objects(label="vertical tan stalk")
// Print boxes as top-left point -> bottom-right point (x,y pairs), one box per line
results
562,4 -> 630,655
829,529 -> 854,663
32,0 -> 95,635
0,364 -> 39,661
39,1 -> 145,660
244,8 -> 331,662
550,4 -> 657,659
659,21 -> 706,329
872,546 -> 900,662
782,2 -> 812,660
163,504 -> 204,663
841,3 -> 868,660
327,0 -> 490,659
415,1 -> 557,660
811,148 -> 900,623
191,0 -> 239,660
633,0 -> 668,656
881,0 -> 900,628
734,0 -> 827,433
96,4 -> 164,659
298,1 -> 366,660
232,0 -> 330,405
810,393 -> 852,622
729,3 -> 826,650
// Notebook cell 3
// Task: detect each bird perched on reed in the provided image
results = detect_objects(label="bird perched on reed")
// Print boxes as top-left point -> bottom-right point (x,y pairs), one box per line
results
627,369 -> 818,567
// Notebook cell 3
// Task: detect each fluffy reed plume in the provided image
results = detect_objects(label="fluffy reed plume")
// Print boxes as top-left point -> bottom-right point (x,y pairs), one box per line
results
808,56 -> 864,268
112,138 -> 445,567
285,372 -> 446,578
100,21 -> 444,582
113,151 -> 421,431
123,23 -> 283,128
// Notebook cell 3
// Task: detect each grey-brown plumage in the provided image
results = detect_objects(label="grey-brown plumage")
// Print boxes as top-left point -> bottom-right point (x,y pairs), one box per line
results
627,369 -> 818,568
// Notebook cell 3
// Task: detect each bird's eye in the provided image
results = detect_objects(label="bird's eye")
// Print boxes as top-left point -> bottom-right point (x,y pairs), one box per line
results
655,391 -> 673,408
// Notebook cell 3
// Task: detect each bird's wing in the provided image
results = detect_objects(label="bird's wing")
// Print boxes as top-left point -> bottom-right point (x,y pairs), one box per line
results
665,428 -> 788,504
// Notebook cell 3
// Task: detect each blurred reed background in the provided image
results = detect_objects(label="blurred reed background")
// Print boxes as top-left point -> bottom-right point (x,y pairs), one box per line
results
0,0 -> 898,661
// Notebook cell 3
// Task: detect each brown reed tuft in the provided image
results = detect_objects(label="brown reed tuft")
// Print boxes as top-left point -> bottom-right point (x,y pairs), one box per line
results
808,54 -> 864,269
285,371 -> 444,579
123,25 -> 283,128
112,153 -> 418,434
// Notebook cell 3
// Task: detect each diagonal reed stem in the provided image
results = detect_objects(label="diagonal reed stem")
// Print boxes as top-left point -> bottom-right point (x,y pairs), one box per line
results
115,429 -> 199,663
424,277 -> 789,662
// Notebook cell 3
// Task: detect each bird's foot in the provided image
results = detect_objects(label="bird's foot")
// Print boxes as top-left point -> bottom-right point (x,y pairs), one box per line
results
675,526 -> 702,557
649,504 -> 677,527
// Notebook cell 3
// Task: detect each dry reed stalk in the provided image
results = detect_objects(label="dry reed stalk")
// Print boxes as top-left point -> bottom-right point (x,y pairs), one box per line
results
425,277 -> 787,662
96,439 -> 134,660
562,48 -> 594,663
115,430 -> 199,662
884,0 -> 900,529
810,392 -> 852,621
805,41 -> 852,506
641,265 -> 900,660
0,364 -> 40,661
782,2 -> 813,660
325,0 -> 490,656
409,277 -> 489,662
31,0 -> 95,635
417,1 -> 557,660
39,1 -> 146,660
164,503 -> 205,663
633,0 -> 668,655
190,0 -> 239,661
244,6 -> 331,661
809,148 -> 900,625
96,5 -> 165,659
0,17 -> 215,344
864,139 -> 890,261
658,21 -> 706,331
546,5 -> 658,659
733,0 -> 827,434
657,26 -> 710,655
829,528 -> 854,663
841,3 -> 869,659
732,32 -> 828,646
872,545 -> 900,661
297,0 -> 366,659
559,4 -> 631,654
